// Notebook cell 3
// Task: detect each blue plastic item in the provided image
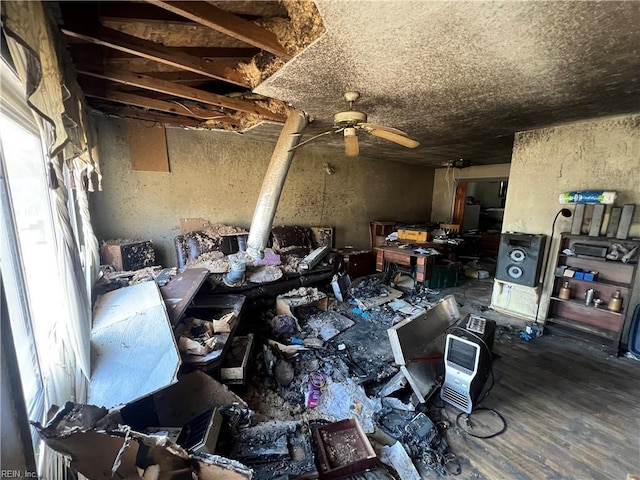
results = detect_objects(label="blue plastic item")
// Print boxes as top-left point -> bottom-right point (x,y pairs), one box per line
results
559,191 -> 617,204
629,304 -> 640,355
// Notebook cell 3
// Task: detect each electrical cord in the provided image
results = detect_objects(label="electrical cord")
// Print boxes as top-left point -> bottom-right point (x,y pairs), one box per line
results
455,407 -> 507,439
169,100 -> 227,120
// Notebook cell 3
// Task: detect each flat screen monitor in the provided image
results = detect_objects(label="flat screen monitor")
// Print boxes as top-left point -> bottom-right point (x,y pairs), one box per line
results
446,336 -> 478,372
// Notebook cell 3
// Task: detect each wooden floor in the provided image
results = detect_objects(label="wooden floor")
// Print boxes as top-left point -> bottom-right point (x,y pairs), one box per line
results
443,332 -> 640,480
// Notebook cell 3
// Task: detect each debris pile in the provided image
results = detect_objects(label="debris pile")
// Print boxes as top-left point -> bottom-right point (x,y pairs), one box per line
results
350,276 -> 389,299
33,402 -> 254,480
63,232 -> 517,480
187,250 -> 230,272
176,317 -> 218,356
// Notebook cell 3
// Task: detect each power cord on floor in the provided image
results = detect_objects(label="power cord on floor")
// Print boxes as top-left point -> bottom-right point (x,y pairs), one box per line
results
455,407 -> 507,439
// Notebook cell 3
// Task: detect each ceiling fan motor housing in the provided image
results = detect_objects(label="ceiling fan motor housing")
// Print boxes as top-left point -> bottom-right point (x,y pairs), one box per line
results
334,110 -> 367,127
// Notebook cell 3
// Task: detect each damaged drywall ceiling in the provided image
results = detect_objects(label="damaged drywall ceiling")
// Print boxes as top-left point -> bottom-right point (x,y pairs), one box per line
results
252,0 -> 640,166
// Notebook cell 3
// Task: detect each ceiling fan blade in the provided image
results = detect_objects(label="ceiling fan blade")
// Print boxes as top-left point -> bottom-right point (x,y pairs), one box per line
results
288,128 -> 342,152
359,122 -> 409,136
367,128 -> 420,148
344,132 -> 359,157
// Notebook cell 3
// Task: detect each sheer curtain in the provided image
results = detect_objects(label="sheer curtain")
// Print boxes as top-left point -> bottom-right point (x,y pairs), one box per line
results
2,1 -> 103,476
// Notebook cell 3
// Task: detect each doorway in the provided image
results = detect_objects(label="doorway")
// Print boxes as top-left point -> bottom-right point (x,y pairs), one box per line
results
453,179 -> 508,232
452,178 -> 508,260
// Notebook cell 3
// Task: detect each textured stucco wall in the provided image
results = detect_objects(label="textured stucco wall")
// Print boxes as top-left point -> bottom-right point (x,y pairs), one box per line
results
496,114 -> 640,335
90,116 -> 435,265
431,163 -> 511,222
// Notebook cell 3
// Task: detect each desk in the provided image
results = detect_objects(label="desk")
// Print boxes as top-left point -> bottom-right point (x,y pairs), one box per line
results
374,246 -> 436,282
385,240 -> 461,261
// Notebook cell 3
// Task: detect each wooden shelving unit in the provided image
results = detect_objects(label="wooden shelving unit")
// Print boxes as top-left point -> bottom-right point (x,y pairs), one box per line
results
546,233 -> 639,351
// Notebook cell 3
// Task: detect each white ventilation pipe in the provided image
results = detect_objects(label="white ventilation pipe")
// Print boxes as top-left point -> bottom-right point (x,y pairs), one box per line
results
247,109 -> 309,259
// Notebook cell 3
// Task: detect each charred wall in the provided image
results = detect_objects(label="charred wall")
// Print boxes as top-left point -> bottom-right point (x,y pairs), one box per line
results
90,115 -> 434,265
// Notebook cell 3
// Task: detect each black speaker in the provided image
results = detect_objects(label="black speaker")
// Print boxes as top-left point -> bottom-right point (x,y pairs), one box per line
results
495,233 -> 546,287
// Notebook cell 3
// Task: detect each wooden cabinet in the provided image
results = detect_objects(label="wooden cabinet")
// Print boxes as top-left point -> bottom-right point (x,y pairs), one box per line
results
546,234 -> 639,350
335,248 -> 374,279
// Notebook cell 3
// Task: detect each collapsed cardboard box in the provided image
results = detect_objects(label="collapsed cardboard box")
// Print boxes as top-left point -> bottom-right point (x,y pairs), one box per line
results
34,403 -> 252,480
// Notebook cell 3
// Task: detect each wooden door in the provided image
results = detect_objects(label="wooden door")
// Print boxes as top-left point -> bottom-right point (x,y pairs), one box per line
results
452,182 -> 467,224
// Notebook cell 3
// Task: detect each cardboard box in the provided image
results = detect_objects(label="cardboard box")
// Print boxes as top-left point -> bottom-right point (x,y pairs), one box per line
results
101,240 -> 155,271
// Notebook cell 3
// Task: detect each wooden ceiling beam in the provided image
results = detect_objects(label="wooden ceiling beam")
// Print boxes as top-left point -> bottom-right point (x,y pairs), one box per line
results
95,105 -> 205,128
78,67 -> 286,122
84,87 -> 239,125
69,44 -> 259,60
98,2 -> 268,24
142,71 -> 215,85
62,25 -> 250,88
98,2 -> 192,24
166,46 -> 259,60
143,1 -> 290,59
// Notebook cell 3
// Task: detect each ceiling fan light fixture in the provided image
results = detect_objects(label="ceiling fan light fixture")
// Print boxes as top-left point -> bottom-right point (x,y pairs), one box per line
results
344,128 -> 359,156
296,91 -> 419,156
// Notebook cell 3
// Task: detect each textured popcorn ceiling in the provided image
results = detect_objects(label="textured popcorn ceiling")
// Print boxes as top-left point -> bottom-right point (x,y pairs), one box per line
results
251,0 -> 640,166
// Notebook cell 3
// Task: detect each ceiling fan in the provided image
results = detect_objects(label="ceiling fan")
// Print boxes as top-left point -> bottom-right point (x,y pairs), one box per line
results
293,91 -> 420,156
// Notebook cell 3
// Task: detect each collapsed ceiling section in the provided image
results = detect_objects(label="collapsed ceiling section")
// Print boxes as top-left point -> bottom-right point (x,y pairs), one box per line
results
58,0 -> 325,131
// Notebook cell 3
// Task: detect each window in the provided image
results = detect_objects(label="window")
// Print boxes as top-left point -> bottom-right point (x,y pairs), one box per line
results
0,116 -> 46,455
0,61 -> 67,458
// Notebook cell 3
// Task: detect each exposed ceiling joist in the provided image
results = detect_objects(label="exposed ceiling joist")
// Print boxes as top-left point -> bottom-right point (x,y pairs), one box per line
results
69,44 -> 259,61
165,46 -> 259,59
84,87 -> 239,125
97,1 -> 285,24
141,71 -> 217,85
78,67 -> 287,122
143,0 -> 291,59
98,2 -> 197,25
101,58 -> 241,77
62,25 -> 249,87
97,105 -> 205,128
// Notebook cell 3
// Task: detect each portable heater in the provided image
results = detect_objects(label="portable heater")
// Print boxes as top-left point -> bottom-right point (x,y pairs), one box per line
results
440,318 -> 496,413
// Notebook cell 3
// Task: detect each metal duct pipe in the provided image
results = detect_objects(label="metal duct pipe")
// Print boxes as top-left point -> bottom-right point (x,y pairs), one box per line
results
247,109 -> 309,259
